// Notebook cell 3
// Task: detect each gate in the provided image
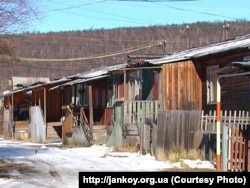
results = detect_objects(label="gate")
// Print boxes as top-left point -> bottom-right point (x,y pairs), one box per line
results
228,124 -> 250,171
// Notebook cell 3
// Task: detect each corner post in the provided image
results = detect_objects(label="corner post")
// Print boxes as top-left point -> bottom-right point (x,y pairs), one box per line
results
216,77 -> 221,171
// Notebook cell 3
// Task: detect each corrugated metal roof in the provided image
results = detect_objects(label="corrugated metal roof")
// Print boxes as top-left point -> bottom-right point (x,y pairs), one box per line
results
127,54 -> 165,59
67,63 -> 128,79
147,34 -> 250,65
49,75 -> 108,91
1,77 -> 70,97
1,87 -> 26,97
50,63 -> 128,90
1,63 -> 129,97
127,54 -> 164,65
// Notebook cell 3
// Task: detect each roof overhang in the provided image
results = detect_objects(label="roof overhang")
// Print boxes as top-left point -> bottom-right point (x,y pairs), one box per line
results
49,74 -> 109,91
0,77 -> 71,98
146,35 -> 250,65
218,60 -> 250,78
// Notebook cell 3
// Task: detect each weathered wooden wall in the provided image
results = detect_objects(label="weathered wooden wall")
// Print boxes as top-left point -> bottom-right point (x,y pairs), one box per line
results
155,110 -> 201,161
46,85 -> 62,122
161,60 -> 202,110
106,122 -> 123,147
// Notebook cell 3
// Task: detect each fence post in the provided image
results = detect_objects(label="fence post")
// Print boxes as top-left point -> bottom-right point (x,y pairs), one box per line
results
222,125 -> 228,171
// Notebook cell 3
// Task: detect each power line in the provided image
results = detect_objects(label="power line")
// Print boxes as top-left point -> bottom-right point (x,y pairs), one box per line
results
44,0 -> 242,30
19,41 -> 160,62
151,1 -> 240,20
44,0 -> 108,12
16,32 -> 154,43
42,0 -> 158,26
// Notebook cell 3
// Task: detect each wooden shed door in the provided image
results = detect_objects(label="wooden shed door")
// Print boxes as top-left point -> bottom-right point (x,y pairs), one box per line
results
152,71 -> 159,100
142,69 -> 159,100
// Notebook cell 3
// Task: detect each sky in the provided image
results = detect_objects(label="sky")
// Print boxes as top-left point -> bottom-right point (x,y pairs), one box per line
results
28,0 -> 250,33
0,137 -> 215,188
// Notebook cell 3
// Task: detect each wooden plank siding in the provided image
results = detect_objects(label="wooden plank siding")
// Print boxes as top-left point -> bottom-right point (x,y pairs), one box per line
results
46,87 -> 62,122
155,110 -> 201,161
31,85 -> 63,122
161,60 -> 202,110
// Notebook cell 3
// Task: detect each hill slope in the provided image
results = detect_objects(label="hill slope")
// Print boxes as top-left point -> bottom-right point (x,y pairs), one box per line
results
0,21 -> 250,92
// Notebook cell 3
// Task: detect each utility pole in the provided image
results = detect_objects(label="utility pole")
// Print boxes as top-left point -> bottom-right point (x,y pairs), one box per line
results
223,23 -> 230,40
180,25 -> 190,49
158,39 -> 167,54
186,25 -> 190,49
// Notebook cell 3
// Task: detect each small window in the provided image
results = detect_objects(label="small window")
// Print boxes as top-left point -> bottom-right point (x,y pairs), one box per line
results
75,83 -> 88,106
83,83 -> 89,106
206,65 -> 219,104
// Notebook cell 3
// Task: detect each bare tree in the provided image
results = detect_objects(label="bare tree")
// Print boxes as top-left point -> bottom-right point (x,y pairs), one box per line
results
0,0 -> 41,61
0,0 -> 41,34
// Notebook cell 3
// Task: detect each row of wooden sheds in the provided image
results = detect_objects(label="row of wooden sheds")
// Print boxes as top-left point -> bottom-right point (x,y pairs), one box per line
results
1,34 -> 250,171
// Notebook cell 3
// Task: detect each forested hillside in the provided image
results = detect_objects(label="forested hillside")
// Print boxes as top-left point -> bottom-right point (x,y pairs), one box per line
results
0,20 -> 250,92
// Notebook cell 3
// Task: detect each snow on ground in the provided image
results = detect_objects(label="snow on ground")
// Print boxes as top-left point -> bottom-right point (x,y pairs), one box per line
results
0,137 -> 215,188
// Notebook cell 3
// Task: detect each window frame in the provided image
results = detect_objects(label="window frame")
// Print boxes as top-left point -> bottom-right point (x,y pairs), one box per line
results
206,64 -> 219,104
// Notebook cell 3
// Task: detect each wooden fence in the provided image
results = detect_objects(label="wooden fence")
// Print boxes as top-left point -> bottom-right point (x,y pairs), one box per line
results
202,110 -> 250,171
122,100 -> 160,125
152,110 -> 250,171
154,110 -> 201,161
107,100 -> 160,147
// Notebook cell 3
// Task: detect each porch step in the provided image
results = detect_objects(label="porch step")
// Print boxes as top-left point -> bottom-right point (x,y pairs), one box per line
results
92,125 -> 107,145
14,121 -> 30,140
15,130 -> 29,141
14,121 -> 29,132
46,122 -> 62,143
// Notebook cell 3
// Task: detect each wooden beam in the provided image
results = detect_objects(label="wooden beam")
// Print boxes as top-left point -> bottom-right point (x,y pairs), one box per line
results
44,88 -> 46,124
88,84 -> 93,137
62,106 -> 73,144
11,93 -> 14,138
124,70 -> 126,100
